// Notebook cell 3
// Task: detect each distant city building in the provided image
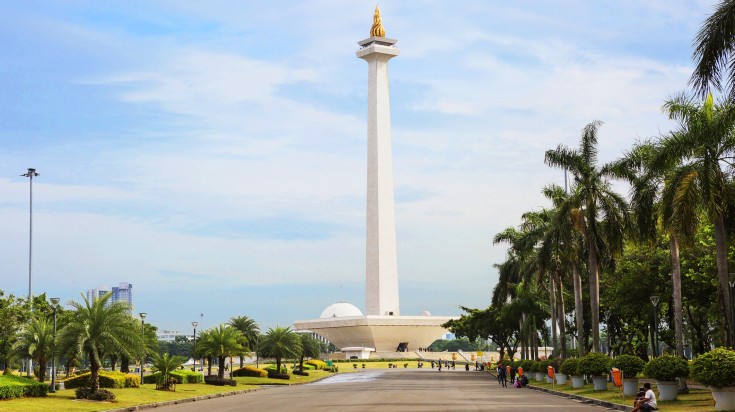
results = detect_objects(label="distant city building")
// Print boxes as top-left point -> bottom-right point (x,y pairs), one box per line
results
86,282 -> 133,308
156,330 -> 191,342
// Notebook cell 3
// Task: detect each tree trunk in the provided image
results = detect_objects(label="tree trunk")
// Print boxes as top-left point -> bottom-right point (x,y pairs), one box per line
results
218,356 -> 225,379
38,360 -> 46,382
713,213 -> 733,347
276,357 -> 282,375
110,354 -> 117,372
572,263 -> 586,356
90,354 -> 100,391
207,356 -> 213,376
669,235 -> 689,393
120,355 -> 130,373
549,273 -> 558,357
587,236 -> 601,352
554,272 -> 567,358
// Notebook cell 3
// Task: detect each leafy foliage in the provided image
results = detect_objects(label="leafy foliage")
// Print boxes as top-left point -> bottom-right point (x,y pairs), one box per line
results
644,355 -> 690,381
691,347 -> 735,388
611,354 -> 645,379
63,370 -> 139,389
560,358 -> 579,376
150,352 -> 187,390
197,325 -> 244,379
0,374 -> 48,399
258,326 -> 301,377
232,366 -> 267,377
578,352 -> 611,376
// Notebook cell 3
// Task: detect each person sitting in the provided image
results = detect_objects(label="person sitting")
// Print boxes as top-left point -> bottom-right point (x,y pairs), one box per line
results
631,382 -> 657,411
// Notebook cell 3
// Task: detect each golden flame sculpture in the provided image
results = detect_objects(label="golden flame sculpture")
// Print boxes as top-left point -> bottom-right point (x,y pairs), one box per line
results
370,5 -> 386,37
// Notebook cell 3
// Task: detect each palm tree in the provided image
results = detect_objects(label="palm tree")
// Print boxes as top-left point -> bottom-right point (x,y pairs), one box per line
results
14,317 -> 54,382
150,352 -> 186,390
258,326 -> 301,375
58,294 -> 143,391
228,315 -> 259,368
545,121 -> 630,352
691,0 -> 735,98
654,92 -> 735,346
197,325 -> 243,379
297,333 -> 320,372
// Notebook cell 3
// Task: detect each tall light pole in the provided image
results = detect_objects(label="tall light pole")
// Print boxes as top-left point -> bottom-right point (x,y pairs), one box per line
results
192,321 -> 198,371
200,313 -> 204,367
650,296 -> 659,357
139,312 -> 147,383
21,167 -> 39,376
729,273 -> 735,343
50,297 -> 59,393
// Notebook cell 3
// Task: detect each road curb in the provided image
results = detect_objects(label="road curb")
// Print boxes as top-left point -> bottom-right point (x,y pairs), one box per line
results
526,384 -> 633,411
104,373 -> 336,412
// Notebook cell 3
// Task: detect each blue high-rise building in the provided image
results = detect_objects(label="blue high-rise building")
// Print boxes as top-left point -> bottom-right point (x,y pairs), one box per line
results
86,282 -> 132,308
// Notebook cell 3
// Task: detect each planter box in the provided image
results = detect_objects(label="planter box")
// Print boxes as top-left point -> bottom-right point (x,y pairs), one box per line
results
657,380 -> 678,401
556,374 -> 567,385
535,372 -> 544,382
591,376 -> 607,391
711,386 -> 735,411
545,376 -> 553,384
571,375 -> 585,388
623,378 -> 638,396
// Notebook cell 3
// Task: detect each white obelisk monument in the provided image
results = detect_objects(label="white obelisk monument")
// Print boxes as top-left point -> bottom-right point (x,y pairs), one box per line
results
357,6 -> 400,317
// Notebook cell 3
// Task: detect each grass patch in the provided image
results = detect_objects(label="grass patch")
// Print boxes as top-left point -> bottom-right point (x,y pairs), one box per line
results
233,369 -> 334,385
531,380 -> 714,411
0,382 -> 258,412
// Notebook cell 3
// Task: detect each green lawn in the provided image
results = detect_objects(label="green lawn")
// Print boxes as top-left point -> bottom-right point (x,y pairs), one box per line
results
531,380 -> 714,412
0,383 -> 258,412
233,369 -> 334,385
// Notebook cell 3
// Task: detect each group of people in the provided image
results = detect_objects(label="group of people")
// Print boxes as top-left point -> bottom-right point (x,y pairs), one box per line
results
495,364 -> 529,388
430,360 -> 456,371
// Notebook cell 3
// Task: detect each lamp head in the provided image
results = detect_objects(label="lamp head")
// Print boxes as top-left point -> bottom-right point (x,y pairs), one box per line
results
139,312 -> 147,320
50,298 -> 60,307
650,296 -> 659,306
192,321 -> 198,328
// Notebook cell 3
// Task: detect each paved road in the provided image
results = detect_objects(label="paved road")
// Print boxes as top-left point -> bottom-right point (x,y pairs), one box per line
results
154,369 -> 612,411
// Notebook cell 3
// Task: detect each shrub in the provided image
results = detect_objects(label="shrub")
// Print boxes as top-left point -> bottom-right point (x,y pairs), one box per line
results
644,355 -> 689,381
520,359 -> 535,373
560,358 -> 580,376
267,369 -> 291,380
203,375 -> 236,386
611,355 -> 646,379
264,365 -> 287,374
293,370 -> 309,376
232,366 -> 268,378
305,359 -> 328,370
64,371 -> 134,389
0,375 -> 48,399
691,348 -> 735,388
578,352 -> 611,376
75,387 -> 116,401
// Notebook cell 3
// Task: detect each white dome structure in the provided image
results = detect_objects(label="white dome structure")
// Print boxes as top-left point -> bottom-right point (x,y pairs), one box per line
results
320,302 -> 363,319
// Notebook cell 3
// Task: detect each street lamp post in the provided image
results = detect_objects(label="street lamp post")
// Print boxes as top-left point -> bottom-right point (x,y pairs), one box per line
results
192,322 -> 198,371
650,296 -> 660,357
21,167 -> 39,376
50,297 -> 60,393
604,309 -> 612,357
139,313 -> 147,383
729,273 -> 735,344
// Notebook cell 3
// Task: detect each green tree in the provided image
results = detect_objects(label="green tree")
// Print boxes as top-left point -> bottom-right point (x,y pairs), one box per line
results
58,294 -> 143,391
545,120 -> 630,352
691,0 -> 735,98
0,292 -> 27,374
197,325 -> 243,379
14,317 -> 54,382
228,315 -> 259,368
655,92 -> 735,346
258,326 -> 301,376
297,333 -> 320,372
150,352 -> 186,390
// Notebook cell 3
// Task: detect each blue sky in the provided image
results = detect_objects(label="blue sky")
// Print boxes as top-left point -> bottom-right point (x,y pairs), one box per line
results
0,1 -> 713,333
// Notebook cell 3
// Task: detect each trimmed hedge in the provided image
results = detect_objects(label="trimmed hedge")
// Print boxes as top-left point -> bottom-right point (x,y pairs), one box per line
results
266,371 -> 290,380
530,361 -> 542,373
264,365 -> 287,374
560,358 -> 579,376
293,370 -> 309,376
611,355 -> 645,379
75,387 -> 116,401
204,375 -> 236,386
64,371 -> 140,389
520,359 -> 534,373
0,375 -> 48,399
305,360 -> 328,370
691,347 -> 735,388
143,370 -> 204,384
644,355 -> 689,381
578,352 -> 611,376
233,366 -> 268,378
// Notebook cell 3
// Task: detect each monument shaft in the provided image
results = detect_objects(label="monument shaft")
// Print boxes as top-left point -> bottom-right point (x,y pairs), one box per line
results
358,37 -> 400,316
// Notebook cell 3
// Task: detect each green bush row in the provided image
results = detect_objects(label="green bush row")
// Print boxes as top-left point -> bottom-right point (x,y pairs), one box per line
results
0,375 -> 48,399
142,370 -> 204,384
64,371 -> 140,389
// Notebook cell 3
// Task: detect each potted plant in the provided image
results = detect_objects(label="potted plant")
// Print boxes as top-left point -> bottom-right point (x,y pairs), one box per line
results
561,358 -> 583,388
691,347 -> 735,410
520,359 -> 534,379
611,355 -> 645,396
643,355 -> 689,401
554,358 -> 567,384
531,360 -> 544,381
578,352 -> 611,391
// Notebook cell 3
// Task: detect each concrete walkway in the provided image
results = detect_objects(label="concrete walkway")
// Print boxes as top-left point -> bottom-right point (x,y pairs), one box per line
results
151,369 -> 614,411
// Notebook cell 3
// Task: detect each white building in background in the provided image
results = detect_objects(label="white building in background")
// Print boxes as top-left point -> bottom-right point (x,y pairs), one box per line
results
86,282 -> 133,307
156,330 -> 191,342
